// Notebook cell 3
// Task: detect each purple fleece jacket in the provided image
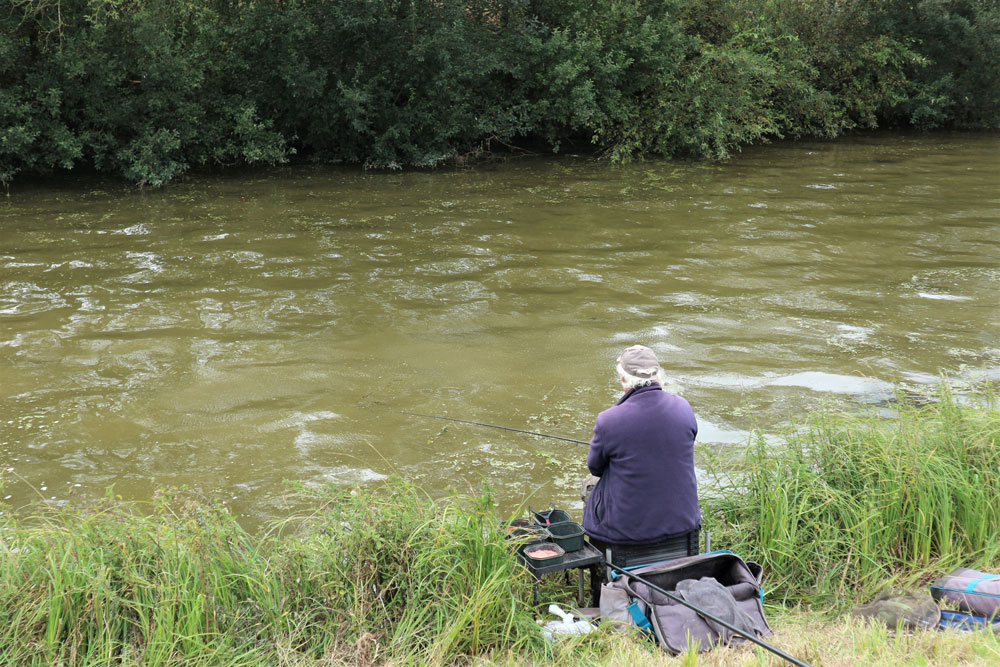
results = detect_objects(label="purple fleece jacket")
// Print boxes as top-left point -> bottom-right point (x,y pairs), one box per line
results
582,384 -> 701,545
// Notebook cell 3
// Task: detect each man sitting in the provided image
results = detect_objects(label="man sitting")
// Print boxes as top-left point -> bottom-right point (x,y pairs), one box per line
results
583,344 -> 701,562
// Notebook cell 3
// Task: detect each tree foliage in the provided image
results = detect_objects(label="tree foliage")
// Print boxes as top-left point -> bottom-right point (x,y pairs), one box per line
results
2,0 -> 997,185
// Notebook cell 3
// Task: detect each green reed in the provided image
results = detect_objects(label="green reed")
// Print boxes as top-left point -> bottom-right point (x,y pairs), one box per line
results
705,383 -> 1000,604
0,482 -> 548,665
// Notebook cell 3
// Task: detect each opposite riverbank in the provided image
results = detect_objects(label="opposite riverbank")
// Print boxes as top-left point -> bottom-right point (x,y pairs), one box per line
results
2,382 -> 998,665
5,1 -> 998,187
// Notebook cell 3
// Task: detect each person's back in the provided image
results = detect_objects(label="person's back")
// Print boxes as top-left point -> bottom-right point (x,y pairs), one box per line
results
582,345 -> 700,545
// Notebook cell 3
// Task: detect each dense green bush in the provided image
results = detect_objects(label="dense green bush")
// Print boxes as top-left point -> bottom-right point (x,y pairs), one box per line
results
1,0 -> 288,186
2,0 -> 998,185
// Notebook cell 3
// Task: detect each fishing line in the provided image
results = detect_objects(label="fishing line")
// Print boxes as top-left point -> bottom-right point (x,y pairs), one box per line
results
397,411 -> 589,446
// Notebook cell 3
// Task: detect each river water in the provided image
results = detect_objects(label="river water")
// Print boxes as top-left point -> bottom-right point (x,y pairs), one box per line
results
2,132 -> 998,525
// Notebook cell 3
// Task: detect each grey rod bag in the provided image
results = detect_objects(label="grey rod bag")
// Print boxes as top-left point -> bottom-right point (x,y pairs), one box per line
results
931,567 -> 1000,618
599,551 -> 772,655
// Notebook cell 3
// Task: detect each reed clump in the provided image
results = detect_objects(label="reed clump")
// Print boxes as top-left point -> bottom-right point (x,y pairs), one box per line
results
0,482 -> 549,665
706,383 -> 1000,604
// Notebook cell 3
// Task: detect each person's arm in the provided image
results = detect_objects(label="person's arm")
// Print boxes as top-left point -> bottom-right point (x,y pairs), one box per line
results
683,396 -> 698,441
587,414 -> 609,477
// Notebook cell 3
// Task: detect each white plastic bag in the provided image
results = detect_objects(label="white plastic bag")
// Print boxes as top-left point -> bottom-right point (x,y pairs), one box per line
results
541,604 -> 594,641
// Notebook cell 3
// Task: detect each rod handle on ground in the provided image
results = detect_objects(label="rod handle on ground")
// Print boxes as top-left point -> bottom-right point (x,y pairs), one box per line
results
605,560 -> 812,667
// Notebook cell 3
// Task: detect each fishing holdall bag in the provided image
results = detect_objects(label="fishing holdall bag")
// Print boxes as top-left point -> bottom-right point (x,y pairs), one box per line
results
930,567 -> 1000,618
599,551 -> 772,654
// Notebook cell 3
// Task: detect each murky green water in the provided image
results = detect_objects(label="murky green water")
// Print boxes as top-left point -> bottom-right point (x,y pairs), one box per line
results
2,132 -> 998,524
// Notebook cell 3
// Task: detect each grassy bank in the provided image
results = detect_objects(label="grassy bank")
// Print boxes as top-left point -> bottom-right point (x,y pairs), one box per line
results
2,383 -> 999,664
0,483 -> 552,665
704,383 -> 1000,605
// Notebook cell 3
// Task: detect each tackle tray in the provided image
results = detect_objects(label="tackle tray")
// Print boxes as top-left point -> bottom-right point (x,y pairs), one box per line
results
531,504 -> 572,526
545,521 -> 585,552
521,541 -> 566,566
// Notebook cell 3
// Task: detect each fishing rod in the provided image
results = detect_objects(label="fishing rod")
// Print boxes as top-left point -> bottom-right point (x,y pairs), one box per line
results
605,561 -> 812,667
397,411 -> 589,446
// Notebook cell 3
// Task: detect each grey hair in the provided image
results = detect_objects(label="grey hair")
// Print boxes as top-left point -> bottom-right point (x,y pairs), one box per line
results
617,362 -> 667,391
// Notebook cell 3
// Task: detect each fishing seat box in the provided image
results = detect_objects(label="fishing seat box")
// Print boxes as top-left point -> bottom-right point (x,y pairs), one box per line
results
599,551 -> 772,655
931,567 -> 1000,618
589,528 -> 700,570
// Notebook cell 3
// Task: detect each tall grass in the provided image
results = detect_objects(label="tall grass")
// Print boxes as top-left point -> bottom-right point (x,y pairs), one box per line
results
0,482 -> 548,665
705,383 -> 1000,604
